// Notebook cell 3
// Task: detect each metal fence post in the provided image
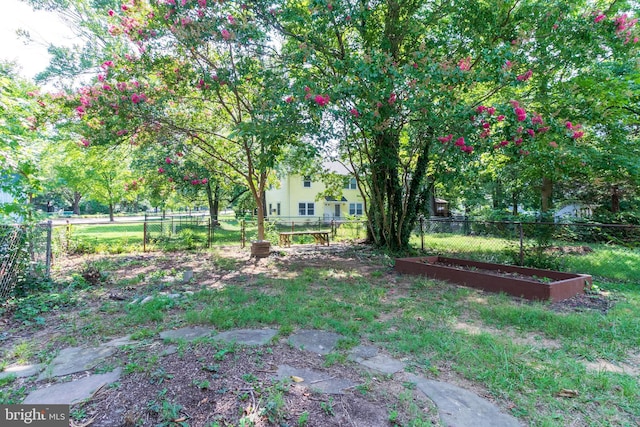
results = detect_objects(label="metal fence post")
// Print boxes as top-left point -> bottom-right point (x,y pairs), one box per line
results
65,220 -> 71,253
420,216 -> 425,251
518,222 -> 524,266
45,220 -> 52,277
143,221 -> 147,252
208,217 -> 212,248
241,219 -> 245,248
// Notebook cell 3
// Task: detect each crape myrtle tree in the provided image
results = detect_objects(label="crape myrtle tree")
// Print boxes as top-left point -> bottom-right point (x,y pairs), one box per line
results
254,0 -> 639,249
129,136 -> 227,217
71,0 -> 313,243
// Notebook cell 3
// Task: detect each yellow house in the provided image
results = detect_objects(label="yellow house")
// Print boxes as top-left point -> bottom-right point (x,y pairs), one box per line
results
265,163 -> 365,223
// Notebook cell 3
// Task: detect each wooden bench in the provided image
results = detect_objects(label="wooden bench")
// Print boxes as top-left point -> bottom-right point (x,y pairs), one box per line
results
279,231 -> 330,247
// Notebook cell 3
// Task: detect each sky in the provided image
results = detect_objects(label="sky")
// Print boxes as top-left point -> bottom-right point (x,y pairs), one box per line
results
1,0 -> 76,80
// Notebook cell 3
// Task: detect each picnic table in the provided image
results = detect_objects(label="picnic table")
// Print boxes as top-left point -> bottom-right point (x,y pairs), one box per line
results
279,231 -> 330,247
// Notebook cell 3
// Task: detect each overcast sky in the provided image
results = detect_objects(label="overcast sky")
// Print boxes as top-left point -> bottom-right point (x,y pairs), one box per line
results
0,0 -> 76,80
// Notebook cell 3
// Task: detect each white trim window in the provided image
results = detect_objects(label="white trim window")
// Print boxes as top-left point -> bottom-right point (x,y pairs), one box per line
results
349,202 -> 363,215
298,202 -> 315,216
344,177 -> 357,190
303,176 -> 312,188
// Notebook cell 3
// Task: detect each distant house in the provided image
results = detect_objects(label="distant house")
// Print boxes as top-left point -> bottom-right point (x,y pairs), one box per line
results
554,203 -> 597,221
265,163 -> 365,223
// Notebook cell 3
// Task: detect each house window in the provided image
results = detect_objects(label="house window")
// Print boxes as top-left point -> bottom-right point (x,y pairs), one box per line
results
298,202 -> 315,216
349,203 -> 363,216
344,177 -> 357,190
277,202 -> 281,215
269,203 -> 273,214
303,176 -> 311,188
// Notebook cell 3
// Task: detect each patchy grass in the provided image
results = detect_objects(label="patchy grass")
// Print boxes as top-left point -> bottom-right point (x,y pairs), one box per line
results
1,245 -> 638,426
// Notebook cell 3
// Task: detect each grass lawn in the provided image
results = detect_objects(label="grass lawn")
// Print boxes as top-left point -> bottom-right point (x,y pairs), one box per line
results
3,240 -> 638,426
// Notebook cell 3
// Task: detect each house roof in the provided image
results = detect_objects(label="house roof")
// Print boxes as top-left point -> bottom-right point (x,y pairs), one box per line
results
323,160 -> 352,175
325,196 -> 348,202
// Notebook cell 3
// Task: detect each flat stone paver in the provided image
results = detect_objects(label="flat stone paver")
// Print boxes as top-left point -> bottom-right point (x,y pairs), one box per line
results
275,365 -> 359,394
355,353 -> 405,374
102,335 -> 137,347
288,330 -> 344,355
24,368 -> 122,405
405,373 -> 522,427
159,326 -> 214,341
38,346 -> 116,380
0,364 -> 44,380
213,329 -> 277,346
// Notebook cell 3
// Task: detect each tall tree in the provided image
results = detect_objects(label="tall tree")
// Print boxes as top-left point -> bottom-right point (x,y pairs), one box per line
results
258,0 -> 638,249
69,1 -> 313,246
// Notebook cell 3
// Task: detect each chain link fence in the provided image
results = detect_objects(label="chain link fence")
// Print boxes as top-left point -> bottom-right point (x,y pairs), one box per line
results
413,218 -> 640,280
0,222 -> 52,299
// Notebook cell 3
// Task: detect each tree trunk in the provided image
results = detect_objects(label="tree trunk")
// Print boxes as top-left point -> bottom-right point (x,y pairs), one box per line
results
72,192 -> 82,215
205,180 -> 219,219
212,182 -> 220,220
541,177 -> 553,213
493,179 -> 504,209
108,202 -> 114,222
512,192 -> 519,216
611,185 -> 620,213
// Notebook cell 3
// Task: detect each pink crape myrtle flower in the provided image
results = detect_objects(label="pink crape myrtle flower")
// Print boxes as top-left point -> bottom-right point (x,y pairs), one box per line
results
80,138 -> 90,147
165,157 -> 172,164
594,14 -> 606,23
108,10 -> 115,16
454,137 -> 465,147
131,93 -> 142,104
527,129 -> 535,137
497,115 -> 505,122
517,70 -> 533,81
314,94 -> 330,106
201,178 -> 208,184
158,167 -> 165,174
221,29 -> 231,40
572,131 -> 585,139
101,60 -> 114,69
549,141 -> 558,148
349,108 -> 359,117
458,57 -> 471,71
388,92 -> 397,105
198,0 -> 206,6
437,134 -> 453,143
285,96 -> 294,103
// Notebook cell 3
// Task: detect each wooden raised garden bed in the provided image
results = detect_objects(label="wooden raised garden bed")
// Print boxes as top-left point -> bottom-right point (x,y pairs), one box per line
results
394,256 -> 592,302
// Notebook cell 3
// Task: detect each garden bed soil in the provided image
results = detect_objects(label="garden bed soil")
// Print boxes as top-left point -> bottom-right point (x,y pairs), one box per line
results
395,256 -> 591,302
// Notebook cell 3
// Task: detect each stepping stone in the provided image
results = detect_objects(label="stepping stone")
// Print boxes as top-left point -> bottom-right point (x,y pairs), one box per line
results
275,365 -> 359,394
288,330 -> 344,355
405,373 -> 522,427
24,368 -> 122,405
102,335 -> 137,347
38,346 -> 116,380
213,329 -> 277,346
0,364 -> 44,380
161,345 -> 178,357
349,346 -> 405,374
159,326 -> 213,341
